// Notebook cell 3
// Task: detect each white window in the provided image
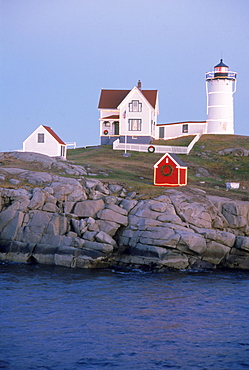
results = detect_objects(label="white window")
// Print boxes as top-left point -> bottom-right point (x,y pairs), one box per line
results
37,133 -> 44,143
129,100 -> 142,112
129,119 -> 142,131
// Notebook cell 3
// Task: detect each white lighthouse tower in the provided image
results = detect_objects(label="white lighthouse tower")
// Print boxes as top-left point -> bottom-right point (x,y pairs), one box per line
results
206,59 -> 237,134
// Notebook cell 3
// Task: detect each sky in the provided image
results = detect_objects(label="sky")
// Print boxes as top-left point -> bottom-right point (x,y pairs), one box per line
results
1,0 -> 249,151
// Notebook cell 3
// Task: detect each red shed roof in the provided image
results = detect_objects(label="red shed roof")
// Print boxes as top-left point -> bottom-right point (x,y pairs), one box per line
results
43,126 -> 66,145
98,89 -> 158,109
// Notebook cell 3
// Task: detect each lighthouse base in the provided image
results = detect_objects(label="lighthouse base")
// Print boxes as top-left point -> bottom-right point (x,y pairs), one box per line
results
206,120 -> 234,135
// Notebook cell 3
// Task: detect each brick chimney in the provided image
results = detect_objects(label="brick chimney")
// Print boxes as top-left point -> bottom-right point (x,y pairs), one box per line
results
137,80 -> 142,89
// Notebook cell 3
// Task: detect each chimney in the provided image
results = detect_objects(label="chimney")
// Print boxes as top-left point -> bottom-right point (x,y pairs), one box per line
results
137,80 -> 142,89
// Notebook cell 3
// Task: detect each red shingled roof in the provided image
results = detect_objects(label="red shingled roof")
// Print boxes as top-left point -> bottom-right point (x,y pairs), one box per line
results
98,89 -> 158,109
43,126 -> 66,145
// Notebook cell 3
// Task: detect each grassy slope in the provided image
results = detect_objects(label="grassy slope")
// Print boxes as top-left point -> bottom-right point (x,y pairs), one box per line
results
67,134 -> 249,200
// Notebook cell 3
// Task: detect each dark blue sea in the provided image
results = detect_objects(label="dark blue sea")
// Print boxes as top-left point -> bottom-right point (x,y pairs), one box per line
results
1,263 -> 249,370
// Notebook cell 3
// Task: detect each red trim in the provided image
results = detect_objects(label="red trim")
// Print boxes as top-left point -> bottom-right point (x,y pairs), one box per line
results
42,126 -> 66,145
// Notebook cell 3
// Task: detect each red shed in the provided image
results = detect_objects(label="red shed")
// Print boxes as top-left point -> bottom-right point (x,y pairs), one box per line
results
154,153 -> 187,187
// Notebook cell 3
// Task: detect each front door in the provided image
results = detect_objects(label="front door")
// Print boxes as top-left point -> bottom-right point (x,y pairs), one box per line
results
114,121 -> 119,135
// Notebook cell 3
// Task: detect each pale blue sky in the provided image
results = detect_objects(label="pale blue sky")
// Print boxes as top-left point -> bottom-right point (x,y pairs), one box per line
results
1,0 -> 249,151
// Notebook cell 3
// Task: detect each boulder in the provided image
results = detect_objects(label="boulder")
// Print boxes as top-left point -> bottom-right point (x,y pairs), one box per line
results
9,179 -> 21,185
177,230 -> 207,255
25,210 -> 53,236
234,236 -> 249,252
42,203 -> 59,213
170,192 -> 213,228
74,199 -> 105,218
83,240 -> 114,254
71,219 -> 87,236
130,200 -> 162,220
149,201 -> 168,213
9,151 -> 55,166
82,230 -> 98,241
84,179 -> 101,189
108,184 -> 123,194
0,240 -> 35,263
28,188 -> 46,210
50,180 -> 87,202
130,243 -> 169,259
46,213 -> 68,235
119,199 -> 138,212
97,208 -> 128,226
222,202 -> 248,229
20,171 -> 52,185
202,241 -> 231,265
160,251 -> 189,270
157,214 -> 184,225
0,210 -> 24,240
96,220 -> 120,236
218,148 -> 249,156
139,226 -> 180,248
95,231 -> 116,246
106,203 -> 128,216
191,226 -> 236,248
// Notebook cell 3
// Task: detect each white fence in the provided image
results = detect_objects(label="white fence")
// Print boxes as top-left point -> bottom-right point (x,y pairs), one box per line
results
113,134 -> 201,154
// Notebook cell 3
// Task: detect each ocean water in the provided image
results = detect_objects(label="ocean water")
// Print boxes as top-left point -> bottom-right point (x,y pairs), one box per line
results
1,263 -> 249,369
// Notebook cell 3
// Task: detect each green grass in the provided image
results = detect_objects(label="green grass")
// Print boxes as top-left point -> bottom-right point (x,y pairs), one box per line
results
151,136 -> 195,146
67,135 -> 249,200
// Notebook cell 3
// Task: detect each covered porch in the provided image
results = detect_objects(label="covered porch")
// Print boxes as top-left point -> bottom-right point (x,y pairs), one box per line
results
100,115 -> 120,145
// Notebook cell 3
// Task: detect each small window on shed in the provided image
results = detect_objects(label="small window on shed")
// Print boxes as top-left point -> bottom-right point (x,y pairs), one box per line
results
182,124 -> 188,133
37,133 -> 44,143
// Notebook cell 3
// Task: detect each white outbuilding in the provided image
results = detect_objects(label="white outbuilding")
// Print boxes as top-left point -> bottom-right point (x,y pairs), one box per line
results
23,125 -> 67,158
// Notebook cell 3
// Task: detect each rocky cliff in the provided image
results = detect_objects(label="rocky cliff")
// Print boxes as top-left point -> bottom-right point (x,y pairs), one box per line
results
1,152 -> 249,271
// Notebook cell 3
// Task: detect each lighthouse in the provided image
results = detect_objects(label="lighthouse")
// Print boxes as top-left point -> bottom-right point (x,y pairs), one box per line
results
206,59 -> 237,134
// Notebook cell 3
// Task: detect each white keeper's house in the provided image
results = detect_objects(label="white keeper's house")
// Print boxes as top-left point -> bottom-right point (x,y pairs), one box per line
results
98,60 -> 237,146
98,80 -> 159,145
23,125 -> 67,158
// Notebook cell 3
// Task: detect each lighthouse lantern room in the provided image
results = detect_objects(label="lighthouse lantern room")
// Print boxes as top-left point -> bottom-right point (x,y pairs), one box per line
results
206,59 -> 237,135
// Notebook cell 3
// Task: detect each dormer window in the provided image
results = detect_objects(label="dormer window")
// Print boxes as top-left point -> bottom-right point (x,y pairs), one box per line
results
129,100 -> 142,112
37,133 -> 44,143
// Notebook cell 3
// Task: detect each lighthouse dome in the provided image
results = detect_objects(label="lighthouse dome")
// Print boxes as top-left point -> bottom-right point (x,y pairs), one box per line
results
214,59 -> 229,69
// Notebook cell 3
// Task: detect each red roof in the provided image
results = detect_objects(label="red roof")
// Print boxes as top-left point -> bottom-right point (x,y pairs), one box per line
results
98,88 -> 158,109
43,126 -> 66,145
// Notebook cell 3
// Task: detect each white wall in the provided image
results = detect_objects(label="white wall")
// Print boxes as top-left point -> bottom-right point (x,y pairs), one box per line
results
155,122 -> 207,140
206,79 -> 235,134
119,88 -> 155,137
